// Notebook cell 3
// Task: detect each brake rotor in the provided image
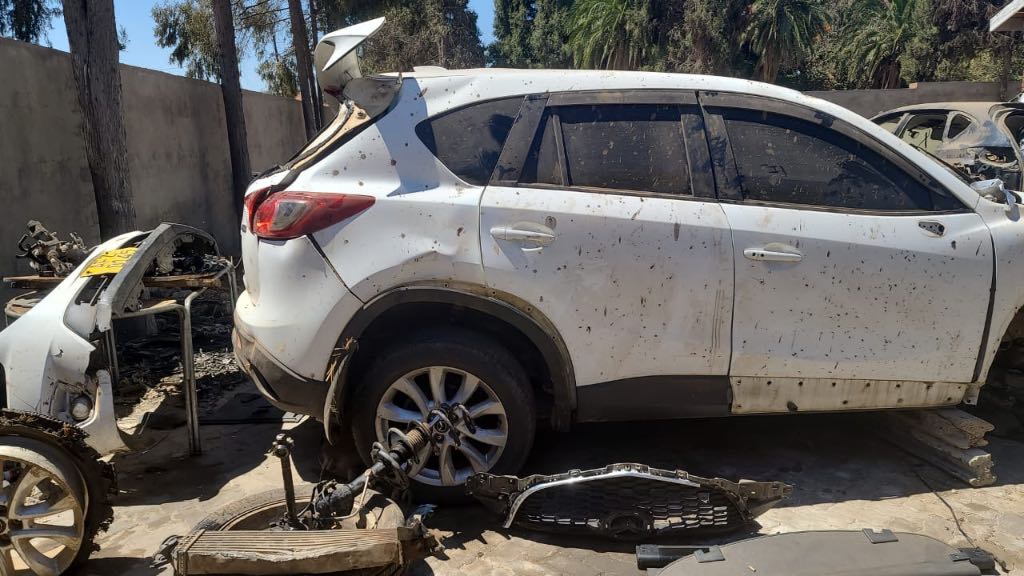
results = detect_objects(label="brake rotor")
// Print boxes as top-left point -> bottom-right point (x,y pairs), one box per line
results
0,410 -> 115,575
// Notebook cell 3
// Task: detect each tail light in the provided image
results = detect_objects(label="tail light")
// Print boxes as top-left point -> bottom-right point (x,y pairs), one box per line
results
253,192 -> 375,240
244,187 -> 271,230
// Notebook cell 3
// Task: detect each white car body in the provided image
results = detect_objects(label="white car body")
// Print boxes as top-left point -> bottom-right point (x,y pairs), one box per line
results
231,20 -> 1024,486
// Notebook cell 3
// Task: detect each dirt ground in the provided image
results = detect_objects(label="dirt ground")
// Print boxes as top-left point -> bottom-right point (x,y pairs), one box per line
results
71,384 -> 1024,576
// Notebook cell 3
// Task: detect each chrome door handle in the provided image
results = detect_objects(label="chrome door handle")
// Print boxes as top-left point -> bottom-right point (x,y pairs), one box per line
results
744,245 -> 802,263
490,225 -> 556,248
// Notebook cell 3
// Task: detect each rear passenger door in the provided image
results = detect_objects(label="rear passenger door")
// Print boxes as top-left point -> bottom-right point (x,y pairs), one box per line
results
480,91 -> 735,419
701,93 -> 993,412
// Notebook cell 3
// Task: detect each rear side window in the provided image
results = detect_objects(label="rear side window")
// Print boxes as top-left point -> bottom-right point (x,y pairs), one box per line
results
947,113 -> 972,139
416,97 -> 523,185
521,104 -> 693,195
721,108 -> 961,212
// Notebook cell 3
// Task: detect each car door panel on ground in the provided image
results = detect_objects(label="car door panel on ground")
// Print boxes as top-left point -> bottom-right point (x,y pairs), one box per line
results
700,93 -> 993,412
479,92 -> 735,399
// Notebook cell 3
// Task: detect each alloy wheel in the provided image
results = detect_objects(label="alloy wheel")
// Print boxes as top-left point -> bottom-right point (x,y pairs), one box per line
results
0,439 -> 87,576
374,366 -> 508,486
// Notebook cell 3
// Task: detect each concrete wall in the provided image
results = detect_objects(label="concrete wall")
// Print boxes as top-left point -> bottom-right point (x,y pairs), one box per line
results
808,81 -> 1005,119
0,38 -> 102,294
0,38 -> 306,290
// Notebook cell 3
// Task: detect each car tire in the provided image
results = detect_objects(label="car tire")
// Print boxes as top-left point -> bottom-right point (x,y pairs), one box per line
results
351,328 -> 536,501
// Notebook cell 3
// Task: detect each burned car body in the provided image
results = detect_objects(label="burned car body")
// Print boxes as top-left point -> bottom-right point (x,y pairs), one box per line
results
873,102 -> 1024,190
0,223 -> 231,456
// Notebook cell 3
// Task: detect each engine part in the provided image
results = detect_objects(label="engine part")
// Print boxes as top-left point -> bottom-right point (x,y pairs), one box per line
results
466,463 -> 792,540
0,410 -> 116,575
16,220 -> 90,277
647,529 -> 998,576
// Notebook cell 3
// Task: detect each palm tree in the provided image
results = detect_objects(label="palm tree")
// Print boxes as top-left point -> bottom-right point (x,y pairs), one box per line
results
568,0 -> 652,70
742,0 -> 829,83
840,0 -> 920,89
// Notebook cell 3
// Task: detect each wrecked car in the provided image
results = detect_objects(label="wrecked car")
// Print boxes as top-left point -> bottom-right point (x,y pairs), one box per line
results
873,102 -> 1024,190
234,17 -> 1024,497
0,222 -> 233,457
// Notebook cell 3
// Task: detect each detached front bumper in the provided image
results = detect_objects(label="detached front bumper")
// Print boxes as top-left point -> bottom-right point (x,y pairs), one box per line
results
232,324 -> 329,417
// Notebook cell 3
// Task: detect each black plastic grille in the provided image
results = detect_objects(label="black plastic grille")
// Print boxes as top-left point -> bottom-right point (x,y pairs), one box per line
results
514,476 -> 743,537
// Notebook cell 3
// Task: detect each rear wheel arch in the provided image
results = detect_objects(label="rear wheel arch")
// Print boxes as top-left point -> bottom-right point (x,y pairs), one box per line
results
333,284 -> 576,430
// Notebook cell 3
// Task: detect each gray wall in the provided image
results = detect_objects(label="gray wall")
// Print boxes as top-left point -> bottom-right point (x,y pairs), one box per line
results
0,38 -> 306,288
808,81 -> 1005,119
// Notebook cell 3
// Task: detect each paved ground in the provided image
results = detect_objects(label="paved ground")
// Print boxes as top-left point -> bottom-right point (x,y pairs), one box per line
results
69,393 -> 1024,576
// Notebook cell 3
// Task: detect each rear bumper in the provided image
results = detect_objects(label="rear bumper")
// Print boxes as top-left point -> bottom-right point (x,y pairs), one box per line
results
232,325 -> 328,417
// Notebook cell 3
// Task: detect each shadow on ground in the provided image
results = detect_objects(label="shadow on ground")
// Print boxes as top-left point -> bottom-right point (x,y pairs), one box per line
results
417,413 -> 1024,559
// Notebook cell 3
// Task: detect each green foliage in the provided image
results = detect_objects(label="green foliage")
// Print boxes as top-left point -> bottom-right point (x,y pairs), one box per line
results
568,0 -> 654,69
742,0 -> 829,82
348,0 -> 486,74
833,0 -> 929,88
0,0 -> 59,44
153,0 -> 220,80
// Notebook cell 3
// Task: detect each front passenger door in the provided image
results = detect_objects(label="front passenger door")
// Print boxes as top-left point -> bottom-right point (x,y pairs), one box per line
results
702,93 -> 993,413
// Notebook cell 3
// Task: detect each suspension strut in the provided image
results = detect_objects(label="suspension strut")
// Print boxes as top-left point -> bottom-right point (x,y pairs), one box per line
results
312,420 -> 434,519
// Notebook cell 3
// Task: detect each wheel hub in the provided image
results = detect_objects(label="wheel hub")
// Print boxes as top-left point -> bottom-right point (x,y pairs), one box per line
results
375,366 -> 509,486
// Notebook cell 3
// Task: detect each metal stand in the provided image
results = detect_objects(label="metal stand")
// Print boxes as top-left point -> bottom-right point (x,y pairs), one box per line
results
111,262 -> 238,456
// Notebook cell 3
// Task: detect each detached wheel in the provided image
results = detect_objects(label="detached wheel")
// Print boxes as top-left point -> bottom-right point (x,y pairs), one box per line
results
351,329 -> 536,498
0,411 -> 114,576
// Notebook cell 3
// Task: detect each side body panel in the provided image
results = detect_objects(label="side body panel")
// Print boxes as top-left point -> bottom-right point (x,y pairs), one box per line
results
480,186 -> 734,388
725,205 -> 993,384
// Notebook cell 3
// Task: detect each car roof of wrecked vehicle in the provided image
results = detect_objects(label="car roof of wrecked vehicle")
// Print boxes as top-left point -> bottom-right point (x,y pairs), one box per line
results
874,101 -> 1024,121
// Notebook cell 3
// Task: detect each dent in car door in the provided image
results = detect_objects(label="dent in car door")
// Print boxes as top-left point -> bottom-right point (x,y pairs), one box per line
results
702,93 -> 993,413
479,92 -> 734,417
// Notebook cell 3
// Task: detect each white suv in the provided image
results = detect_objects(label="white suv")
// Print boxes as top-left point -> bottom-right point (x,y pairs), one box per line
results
233,19 -> 1024,492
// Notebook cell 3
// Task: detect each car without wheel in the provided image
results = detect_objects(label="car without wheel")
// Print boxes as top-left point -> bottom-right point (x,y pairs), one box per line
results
232,18 -> 1024,495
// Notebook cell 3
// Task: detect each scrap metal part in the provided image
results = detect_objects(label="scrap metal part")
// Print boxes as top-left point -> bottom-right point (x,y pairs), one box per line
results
645,529 -> 998,576
16,220 -> 90,277
0,410 -> 117,574
0,222 -> 232,457
466,463 -> 792,540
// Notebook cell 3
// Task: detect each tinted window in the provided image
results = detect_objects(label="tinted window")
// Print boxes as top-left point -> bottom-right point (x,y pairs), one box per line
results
416,97 -> 523,185
521,104 -> 693,195
722,108 -> 960,211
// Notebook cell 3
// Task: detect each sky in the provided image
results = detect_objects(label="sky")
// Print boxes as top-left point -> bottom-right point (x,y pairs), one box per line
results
43,0 -> 497,92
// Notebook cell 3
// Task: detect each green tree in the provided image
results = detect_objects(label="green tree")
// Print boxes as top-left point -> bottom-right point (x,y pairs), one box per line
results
0,0 -> 59,43
354,0 -> 485,74
491,0 -> 533,66
742,0 -> 828,83
153,0 -> 283,83
568,0 -> 654,69
837,0 -> 929,88
665,0 -> 749,74
489,0 -> 571,68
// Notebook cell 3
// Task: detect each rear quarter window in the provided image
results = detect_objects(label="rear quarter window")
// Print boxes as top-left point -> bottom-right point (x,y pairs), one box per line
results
416,97 -> 524,185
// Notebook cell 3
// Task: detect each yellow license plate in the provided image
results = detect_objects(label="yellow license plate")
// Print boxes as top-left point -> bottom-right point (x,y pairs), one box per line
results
81,247 -> 137,277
